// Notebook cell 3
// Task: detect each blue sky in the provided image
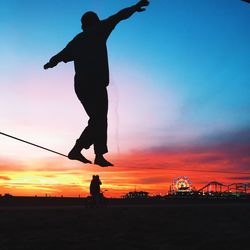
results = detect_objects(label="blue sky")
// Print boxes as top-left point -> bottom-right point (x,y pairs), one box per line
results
1,0 -> 250,150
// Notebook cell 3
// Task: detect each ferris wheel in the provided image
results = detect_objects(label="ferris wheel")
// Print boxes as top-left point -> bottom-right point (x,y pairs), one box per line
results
172,176 -> 193,192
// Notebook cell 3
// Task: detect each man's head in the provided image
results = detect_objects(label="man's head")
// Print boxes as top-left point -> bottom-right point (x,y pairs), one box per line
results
81,11 -> 100,30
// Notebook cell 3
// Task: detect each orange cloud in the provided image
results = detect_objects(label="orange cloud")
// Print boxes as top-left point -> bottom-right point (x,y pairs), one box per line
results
0,176 -> 11,181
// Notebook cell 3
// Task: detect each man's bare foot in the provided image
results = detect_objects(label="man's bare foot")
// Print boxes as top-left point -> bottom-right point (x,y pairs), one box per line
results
68,150 -> 92,164
94,155 -> 113,167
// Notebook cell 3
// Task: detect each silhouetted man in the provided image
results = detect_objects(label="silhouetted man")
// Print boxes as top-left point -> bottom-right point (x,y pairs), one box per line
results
44,0 -> 150,167
90,175 -> 102,197
89,175 -> 103,206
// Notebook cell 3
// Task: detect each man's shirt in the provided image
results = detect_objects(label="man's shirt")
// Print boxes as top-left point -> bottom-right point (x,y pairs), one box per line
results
52,17 -> 120,87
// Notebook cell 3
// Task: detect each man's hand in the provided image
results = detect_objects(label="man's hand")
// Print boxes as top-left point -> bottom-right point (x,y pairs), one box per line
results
43,62 -> 51,70
43,61 -> 58,70
135,0 -> 150,12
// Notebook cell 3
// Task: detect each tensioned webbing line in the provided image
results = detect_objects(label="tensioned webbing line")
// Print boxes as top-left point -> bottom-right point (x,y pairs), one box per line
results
0,131 -> 68,158
1,131 -> 250,175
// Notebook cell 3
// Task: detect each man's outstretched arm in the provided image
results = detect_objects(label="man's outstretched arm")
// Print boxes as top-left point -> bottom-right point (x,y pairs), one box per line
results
44,50 -> 65,69
44,41 -> 75,70
106,0 -> 150,27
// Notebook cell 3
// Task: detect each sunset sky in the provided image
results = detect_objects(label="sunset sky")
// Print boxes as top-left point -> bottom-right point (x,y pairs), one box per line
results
0,0 -> 250,197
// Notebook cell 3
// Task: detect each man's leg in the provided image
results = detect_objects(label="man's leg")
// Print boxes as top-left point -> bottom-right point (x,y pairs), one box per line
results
68,86 -> 94,164
77,88 -> 106,151
92,88 -> 113,167
68,86 -> 113,166
68,138 -> 92,164
77,86 -> 113,166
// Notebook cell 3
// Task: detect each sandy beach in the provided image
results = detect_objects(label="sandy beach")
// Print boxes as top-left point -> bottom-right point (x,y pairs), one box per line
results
0,198 -> 249,250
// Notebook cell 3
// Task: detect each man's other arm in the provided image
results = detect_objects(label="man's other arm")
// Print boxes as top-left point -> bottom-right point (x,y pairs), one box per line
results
43,40 -> 76,70
105,0 -> 150,28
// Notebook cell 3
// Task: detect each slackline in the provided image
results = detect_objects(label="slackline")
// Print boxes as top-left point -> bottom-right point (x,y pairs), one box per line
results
0,131 -> 68,158
1,131 -> 250,175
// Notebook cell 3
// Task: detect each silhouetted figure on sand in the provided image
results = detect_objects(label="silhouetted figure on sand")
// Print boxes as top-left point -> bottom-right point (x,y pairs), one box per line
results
44,0 -> 150,167
90,175 -> 102,205
90,175 -> 102,196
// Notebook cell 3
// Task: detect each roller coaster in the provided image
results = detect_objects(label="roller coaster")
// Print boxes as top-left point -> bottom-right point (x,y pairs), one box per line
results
170,178 -> 250,197
198,181 -> 250,194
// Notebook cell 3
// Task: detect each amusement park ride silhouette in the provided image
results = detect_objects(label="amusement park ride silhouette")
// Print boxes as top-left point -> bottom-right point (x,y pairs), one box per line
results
169,176 -> 250,196
198,182 -> 250,194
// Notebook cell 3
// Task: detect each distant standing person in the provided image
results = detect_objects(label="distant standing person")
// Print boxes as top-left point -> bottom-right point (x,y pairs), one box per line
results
44,0 -> 150,167
90,175 -> 102,200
